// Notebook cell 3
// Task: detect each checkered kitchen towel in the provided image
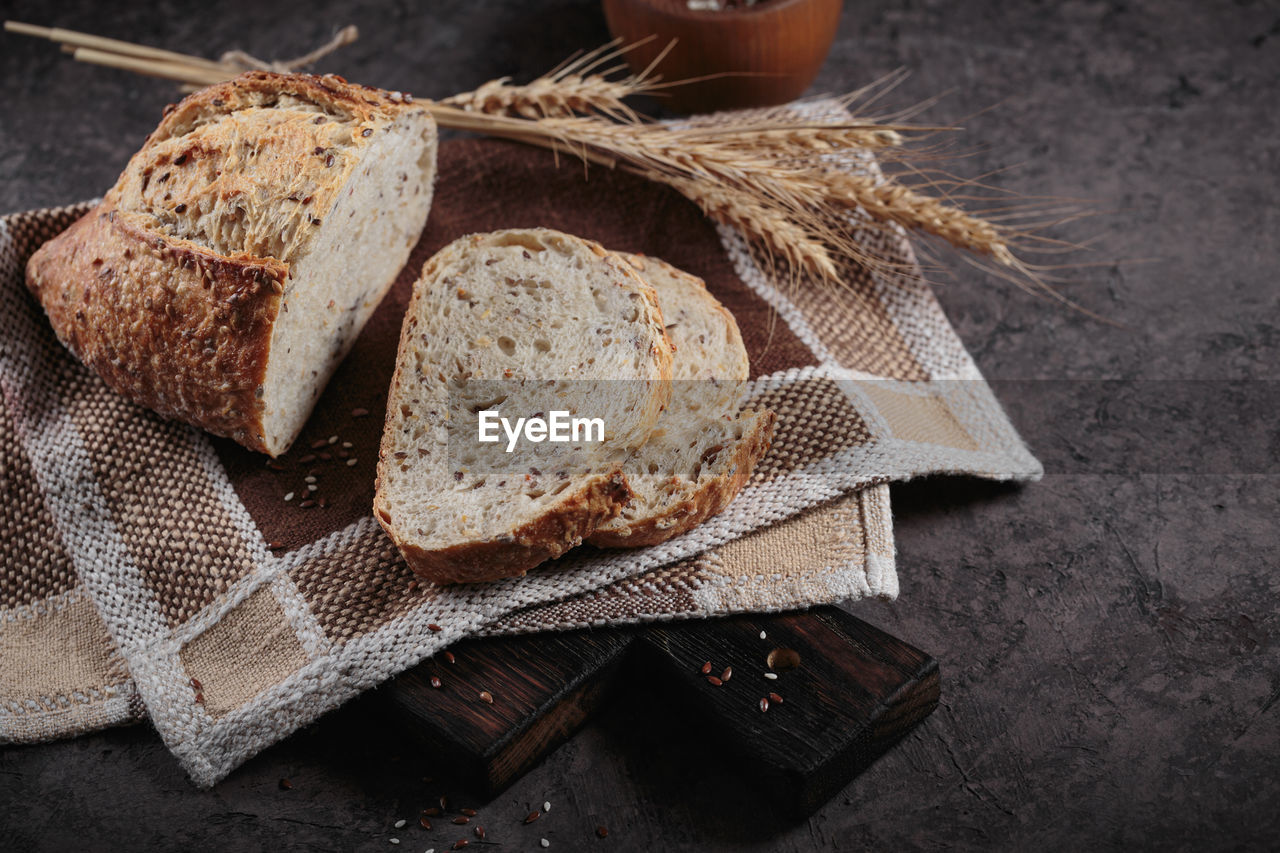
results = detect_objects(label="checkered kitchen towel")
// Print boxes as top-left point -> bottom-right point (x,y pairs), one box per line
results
0,131 -> 1040,786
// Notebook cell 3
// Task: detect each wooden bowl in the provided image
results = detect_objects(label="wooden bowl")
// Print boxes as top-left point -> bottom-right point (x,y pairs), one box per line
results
602,0 -> 843,114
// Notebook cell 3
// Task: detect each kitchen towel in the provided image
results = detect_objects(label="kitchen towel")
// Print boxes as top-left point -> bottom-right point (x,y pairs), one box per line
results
0,127 -> 1040,785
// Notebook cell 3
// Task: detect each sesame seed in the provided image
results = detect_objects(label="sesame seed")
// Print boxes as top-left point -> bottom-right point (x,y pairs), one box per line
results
764,672 -> 778,680
389,839 -> 400,845
760,630 -> 767,639
347,458 -> 358,466
328,435 -> 339,444
304,475 -> 317,484
307,483 -> 318,492
540,839 -> 549,848
524,811 -> 540,824
543,801 -> 551,812
394,820 -> 406,829
351,407 -> 369,418
342,441 -> 353,448
479,691 -> 493,704
428,623 -> 443,632
283,492 -> 295,502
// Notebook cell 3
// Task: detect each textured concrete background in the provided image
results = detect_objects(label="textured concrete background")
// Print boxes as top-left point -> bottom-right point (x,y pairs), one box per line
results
2,0 -> 1278,850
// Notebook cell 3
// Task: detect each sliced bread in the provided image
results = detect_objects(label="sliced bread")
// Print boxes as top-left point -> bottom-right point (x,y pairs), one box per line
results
587,254 -> 776,548
25,71 -> 438,455
375,229 -> 673,584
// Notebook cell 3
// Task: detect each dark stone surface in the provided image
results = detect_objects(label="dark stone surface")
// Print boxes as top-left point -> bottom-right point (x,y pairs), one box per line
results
2,0 -> 1277,849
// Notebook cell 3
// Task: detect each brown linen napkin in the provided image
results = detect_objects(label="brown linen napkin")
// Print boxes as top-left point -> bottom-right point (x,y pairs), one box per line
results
0,134 -> 1039,785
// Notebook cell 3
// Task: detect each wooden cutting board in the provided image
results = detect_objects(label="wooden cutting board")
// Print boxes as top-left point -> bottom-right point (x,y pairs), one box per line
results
387,607 -> 938,818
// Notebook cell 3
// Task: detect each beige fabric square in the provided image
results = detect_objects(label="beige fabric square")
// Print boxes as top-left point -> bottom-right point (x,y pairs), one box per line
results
0,595 -> 122,705
179,586 -> 308,719
714,498 -> 865,578
859,382 -> 980,451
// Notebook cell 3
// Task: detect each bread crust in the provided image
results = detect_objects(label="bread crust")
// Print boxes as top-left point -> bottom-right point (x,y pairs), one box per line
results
24,71 -> 432,455
375,472 -> 631,584
587,410 -> 776,548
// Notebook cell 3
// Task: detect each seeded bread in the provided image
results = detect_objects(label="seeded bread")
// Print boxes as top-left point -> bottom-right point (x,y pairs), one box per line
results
375,229 -> 673,584
25,71 -> 438,456
587,254 -> 776,548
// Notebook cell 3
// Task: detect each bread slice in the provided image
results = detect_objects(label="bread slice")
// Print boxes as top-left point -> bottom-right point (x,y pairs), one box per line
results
588,254 -> 776,548
25,71 -> 438,456
375,229 -> 673,584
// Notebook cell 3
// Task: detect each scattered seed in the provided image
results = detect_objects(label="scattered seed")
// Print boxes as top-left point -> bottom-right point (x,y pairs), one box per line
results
596,825 -> 609,838
452,817 -> 469,825
540,839 -> 550,848
328,435 -> 339,445
319,452 -> 332,460
760,630 -> 767,640
318,497 -> 329,509
283,492 -> 295,502
278,778 -> 293,790
347,458 -> 359,466
190,677 -> 202,690
479,691 -> 493,704
430,676 -> 442,689
299,454 -> 317,463
474,825 -> 486,840
352,407 -> 369,418
769,691 -> 784,704
460,808 -> 477,817
310,439 -> 328,450
304,475 -> 317,484
767,647 -> 801,671
706,676 -> 723,687
428,623 -> 443,632
760,697 -> 770,712
394,819 -> 406,829
452,841 -> 468,851
343,441 -> 353,448
420,817 -> 432,830
194,692 -> 205,704
524,811 -> 541,824
764,672 -> 778,680
700,661 -> 712,675
297,498 -> 315,508
424,807 -> 442,817
268,541 -> 284,550
720,666 -> 733,682
389,839 -> 400,845
443,651 -> 456,664
307,483 -> 318,492
440,796 -> 449,811
543,801 -> 551,813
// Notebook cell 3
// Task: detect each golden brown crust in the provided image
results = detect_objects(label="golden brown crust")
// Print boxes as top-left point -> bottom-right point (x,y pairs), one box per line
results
587,410 -> 776,548
24,71 -> 431,456
26,207 -> 286,452
374,472 -> 632,585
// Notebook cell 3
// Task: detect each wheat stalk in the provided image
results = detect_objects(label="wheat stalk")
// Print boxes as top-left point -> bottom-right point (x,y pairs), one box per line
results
440,39 -> 667,122
658,175 -> 839,280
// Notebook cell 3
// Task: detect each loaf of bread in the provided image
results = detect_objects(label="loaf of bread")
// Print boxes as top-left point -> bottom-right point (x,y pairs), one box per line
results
375,228 -> 673,584
588,254 -> 775,547
25,71 -> 438,456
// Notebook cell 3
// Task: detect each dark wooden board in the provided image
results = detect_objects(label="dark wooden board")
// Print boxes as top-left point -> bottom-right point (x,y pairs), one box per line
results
387,607 -> 938,818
